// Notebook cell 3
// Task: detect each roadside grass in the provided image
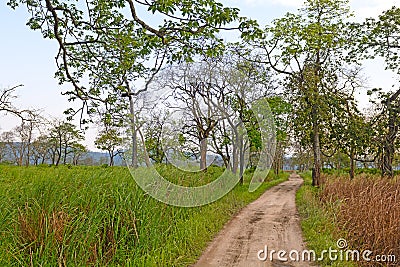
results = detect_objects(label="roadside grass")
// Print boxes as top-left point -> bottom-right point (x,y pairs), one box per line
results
297,172 -> 400,267
296,171 -> 355,267
0,165 -> 289,266
320,175 -> 400,267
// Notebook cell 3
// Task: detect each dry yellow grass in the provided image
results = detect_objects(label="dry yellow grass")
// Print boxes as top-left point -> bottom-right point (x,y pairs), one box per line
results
320,175 -> 400,266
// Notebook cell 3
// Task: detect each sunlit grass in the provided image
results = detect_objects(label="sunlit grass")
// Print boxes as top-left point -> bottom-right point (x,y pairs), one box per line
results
0,165 -> 289,266
296,171 -> 355,267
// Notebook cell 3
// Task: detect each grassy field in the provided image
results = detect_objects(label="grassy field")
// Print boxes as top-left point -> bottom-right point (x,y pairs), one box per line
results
297,172 -> 399,267
0,165 -> 289,266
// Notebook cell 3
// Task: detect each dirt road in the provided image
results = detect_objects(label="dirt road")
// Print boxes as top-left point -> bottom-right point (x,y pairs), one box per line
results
194,173 -> 311,267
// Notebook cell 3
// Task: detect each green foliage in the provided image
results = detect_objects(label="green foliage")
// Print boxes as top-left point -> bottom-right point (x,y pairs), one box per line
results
242,0 -> 358,186
7,0 -> 251,122
352,7 -> 400,74
95,129 -> 123,154
267,96 -> 291,142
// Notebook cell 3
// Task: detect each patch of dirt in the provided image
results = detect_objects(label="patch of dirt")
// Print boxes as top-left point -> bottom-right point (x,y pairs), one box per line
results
194,174 -> 312,267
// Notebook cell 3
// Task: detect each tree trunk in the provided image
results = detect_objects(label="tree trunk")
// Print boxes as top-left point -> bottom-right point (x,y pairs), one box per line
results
273,142 -> 282,175
109,151 -> 114,167
312,118 -> 322,187
56,137 -> 62,166
139,129 -> 151,167
200,138 -> 207,171
381,89 -> 400,177
238,135 -> 245,185
382,104 -> 397,178
349,147 -> 355,180
382,138 -> 395,178
25,124 -> 32,167
128,95 -> 138,168
63,143 -> 68,165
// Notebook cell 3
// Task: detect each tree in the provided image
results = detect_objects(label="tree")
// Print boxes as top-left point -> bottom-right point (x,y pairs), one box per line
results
267,96 -> 292,175
242,0 -> 354,186
49,121 -> 84,166
1,118 -> 38,166
159,62 -> 221,171
69,143 -> 87,165
0,85 -> 31,120
155,53 -> 275,179
143,111 -> 168,164
14,122 -> 33,166
352,7 -> 400,177
30,135 -> 52,165
8,0 -> 253,123
364,89 -> 400,177
95,129 -> 123,166
0,134 -> 8,163
120,91 -> 153,168
327,96 -> 374,179
1,129 -> 26,166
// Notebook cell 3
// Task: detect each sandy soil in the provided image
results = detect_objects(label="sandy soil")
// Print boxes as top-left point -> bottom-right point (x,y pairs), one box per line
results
194,173 -> 312,267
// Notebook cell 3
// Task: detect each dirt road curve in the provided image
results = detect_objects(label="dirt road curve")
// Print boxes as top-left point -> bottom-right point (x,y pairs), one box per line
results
194,173 -> 311,267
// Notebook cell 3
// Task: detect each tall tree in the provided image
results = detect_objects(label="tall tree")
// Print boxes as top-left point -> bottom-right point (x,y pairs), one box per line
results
267,96 -> 292,175
30,135 -> 52,165
352,7 -> 400,177
69,143 -> 87,165
8,0 -> 252,123
242,0 -> 354,186
160,62 -> 221,171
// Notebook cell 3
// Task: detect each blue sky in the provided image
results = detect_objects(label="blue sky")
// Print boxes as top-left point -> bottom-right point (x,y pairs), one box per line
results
0,0 -> 399,150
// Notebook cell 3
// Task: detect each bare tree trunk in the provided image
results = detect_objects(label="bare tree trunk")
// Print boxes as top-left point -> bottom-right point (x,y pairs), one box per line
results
382,99 -> 398,178
200,138 -> 208,171
25,122 -> 33,167
238,134 -> 245,185
128,95 -> 138,168
139,129 -> 151,167
55,137 -> 62,166
63,143 -> 68,165
349,147 -> 355,180
312,115 -> 322,187
382,137 -> 395,178
232,144 -> 238,174
273,142 -> 281,175
311,49 -> 323,187
109,151 -> 114,166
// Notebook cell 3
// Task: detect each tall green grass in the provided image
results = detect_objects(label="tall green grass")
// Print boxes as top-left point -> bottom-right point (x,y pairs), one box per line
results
0,165 -> 289,266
